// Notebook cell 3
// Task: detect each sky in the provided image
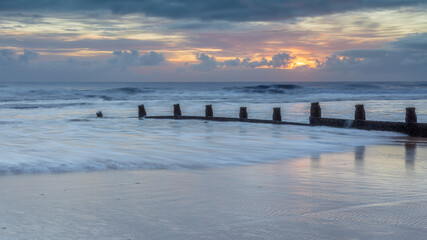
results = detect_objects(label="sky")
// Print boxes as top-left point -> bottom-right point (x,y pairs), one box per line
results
0,0 -> 427,82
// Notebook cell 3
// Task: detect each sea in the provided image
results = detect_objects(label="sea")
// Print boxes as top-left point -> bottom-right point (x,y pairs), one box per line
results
0,81 -> 426,174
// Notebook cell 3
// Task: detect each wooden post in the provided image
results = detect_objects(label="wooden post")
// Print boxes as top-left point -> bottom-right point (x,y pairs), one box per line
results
138,104 -> 147,118
310,102 -> 321,125
239,107 -> 248,120
354,104 -> 366,120
205,105 -> 213,118
174,104 -> 181,118
96,111 -> 103,118
406,107 -> 418,137
310,102 -> 321,118
406,107 -> 417,123
272,107 -> 282,122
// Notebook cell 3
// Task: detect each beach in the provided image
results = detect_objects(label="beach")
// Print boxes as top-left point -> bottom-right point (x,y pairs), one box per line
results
2,1 -> 427,239
1,142 -> 426,240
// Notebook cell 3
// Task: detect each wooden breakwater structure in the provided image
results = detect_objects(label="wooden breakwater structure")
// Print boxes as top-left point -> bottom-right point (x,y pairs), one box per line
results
99,102 -> 427,137
308,103 -> 426,137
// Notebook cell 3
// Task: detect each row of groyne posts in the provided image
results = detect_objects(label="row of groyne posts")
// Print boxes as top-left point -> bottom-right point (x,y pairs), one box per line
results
96,102 -> 426,137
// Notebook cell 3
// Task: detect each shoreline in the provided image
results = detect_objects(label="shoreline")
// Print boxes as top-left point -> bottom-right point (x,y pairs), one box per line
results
0,136 -> 424,176
1,142 -> 426,239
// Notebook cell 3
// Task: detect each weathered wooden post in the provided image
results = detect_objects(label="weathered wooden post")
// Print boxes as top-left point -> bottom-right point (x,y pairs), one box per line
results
354,104 -> 366,120
239,107 -> 248,120
138,104 -> 147,118
406,107 -> 417,123
174,104 -> 181,118
205,105 -> 213,118
406,107 -> 418,137
96,111 -> 103,118
310,102 -> 321,118
272,107 -> 282,122
310,102 -> 321,125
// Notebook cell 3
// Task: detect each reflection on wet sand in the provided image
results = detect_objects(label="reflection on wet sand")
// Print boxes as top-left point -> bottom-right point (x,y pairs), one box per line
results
309,143 -> 420,173
310,153 -> 321,169
355,146 -> 365,170
405,142 -> 417,170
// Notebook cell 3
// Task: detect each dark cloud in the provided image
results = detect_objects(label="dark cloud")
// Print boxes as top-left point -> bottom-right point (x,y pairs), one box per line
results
0,12 -> 47,24
192,52 -> 294,71
320,33 -> 427,75
334,49 -> 388,59
0,35 -> 167,52
388,32 -> 427,51
0,0 -> 424,22
168,21 -> 235,30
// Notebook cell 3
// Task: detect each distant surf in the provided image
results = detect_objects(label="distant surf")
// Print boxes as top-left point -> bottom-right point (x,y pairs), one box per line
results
226,84 -> 302,94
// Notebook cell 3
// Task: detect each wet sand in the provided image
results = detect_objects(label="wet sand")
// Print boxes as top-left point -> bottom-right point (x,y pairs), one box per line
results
0,143 -> 426,240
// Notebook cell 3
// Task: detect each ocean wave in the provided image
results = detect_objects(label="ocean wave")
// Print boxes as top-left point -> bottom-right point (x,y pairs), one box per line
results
84,95 -> 114,101
81,87 -> 154,100
0,102 -> 91,109
0,87 -> 156,102
226,84 -> 302,94
342,83 -> 382,90
103,87 -> 152,95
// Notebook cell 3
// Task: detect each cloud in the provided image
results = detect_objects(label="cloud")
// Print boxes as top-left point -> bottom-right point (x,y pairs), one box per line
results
191,52 -> 295,71
0,49 -> 168,82
109,50 -> 166,68
0,49 -> 38,65
0,0 -> 424,22
319,33 -> 427,76
388,32 -> 427,51
242,53 -> 294,68
1,49 -> 165,69
192,53 -> 218,71
168,21 -> 234,30
187,33 -> 427,80
18,49 -> 39,62
0,35 -> 167,53
0,49 -> 16,65
139,51 -> 166,66
0,49 -> 172,82
109,50 -> 140,66
1,33 -> 427,82
270,53 -> 294,68
223,58 -> 241,67
241,58 -> 269,68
